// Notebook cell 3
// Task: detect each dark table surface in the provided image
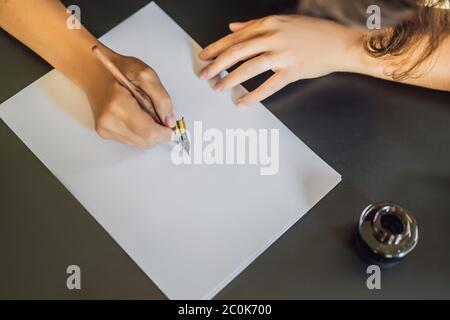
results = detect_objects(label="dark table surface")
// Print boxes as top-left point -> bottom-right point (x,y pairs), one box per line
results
1,0 -> 449,299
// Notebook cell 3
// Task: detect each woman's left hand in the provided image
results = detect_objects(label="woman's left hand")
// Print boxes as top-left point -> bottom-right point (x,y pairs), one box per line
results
199,15 -> 361,106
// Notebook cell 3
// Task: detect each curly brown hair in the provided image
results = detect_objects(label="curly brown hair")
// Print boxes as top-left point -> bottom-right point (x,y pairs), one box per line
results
298,0 -> 450,80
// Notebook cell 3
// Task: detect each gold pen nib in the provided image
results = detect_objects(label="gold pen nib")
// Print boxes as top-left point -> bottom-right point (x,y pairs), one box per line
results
175,117 -> 190,155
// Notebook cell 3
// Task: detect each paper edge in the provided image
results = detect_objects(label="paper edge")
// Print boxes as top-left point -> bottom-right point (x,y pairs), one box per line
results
201,175 -> 341,300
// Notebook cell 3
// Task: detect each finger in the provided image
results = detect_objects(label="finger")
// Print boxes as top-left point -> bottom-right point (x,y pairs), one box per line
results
236,72 -> 288,106
100,128 -> 136,147
199,23 -> 264,61
137,70 -> 176,128
229,20 -> 255,32
96,114 -> 142,147
199,37 -> 268,80
214,54 -> 274,92
124,104 -> 173,146
131,120 -> 173,147
108,117 -> 159,148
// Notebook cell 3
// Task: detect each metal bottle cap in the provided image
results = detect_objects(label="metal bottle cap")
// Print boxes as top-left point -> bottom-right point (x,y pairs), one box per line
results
357,202 -> 418,265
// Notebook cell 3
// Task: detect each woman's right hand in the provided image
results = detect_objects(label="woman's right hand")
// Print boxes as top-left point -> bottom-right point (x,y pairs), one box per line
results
83,48 -> 176,149
0,1 -> 176,149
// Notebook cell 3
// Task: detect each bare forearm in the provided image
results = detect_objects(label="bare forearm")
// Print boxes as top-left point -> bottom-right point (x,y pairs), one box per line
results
0,0 -> 176,148
0,0 -> 109,90
346,31 -> 450,92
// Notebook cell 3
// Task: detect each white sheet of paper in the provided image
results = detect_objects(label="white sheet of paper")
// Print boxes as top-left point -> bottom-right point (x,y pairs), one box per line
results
0,3 -> 341,299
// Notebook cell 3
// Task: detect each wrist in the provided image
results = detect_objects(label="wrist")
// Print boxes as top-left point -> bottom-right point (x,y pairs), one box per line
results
338,30 -> 387,80
335,28 -> 367,74
74,43 -> 120,93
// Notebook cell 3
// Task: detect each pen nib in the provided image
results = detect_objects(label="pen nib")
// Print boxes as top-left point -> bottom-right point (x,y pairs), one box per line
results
183,138 -> 190,155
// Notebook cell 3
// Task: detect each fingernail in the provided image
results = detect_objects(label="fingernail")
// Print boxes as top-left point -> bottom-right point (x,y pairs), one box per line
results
165,113 -> 176,128
199,69 -> 208,80
199,50 -> 207,59
236,98 -> 247,107
214,82 -> 224,92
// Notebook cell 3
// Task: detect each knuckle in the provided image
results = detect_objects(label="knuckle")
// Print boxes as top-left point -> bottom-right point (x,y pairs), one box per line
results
95,112 -> 111,131
261,16 -> 275,27
95,125 -> 109,139
257,56 -> 272,70
139,68 -> 157,81
261,15 -> 284,28
230,43 -> 245,54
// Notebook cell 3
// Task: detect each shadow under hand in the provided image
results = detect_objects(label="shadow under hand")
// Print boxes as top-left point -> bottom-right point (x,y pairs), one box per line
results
39,71 -> 94,130
37,71 -> 156,172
